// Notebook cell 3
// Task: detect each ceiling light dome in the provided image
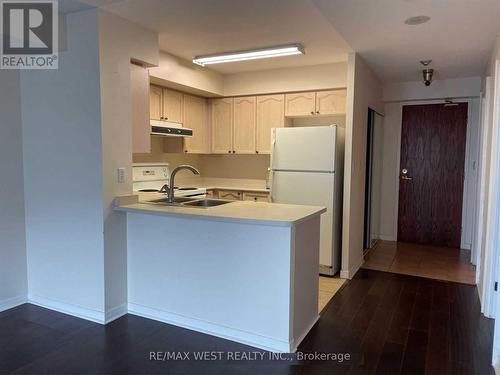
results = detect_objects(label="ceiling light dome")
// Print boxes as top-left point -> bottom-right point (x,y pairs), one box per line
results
404,15 -> 431,25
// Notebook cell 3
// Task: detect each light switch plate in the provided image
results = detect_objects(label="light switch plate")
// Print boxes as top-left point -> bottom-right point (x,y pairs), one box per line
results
118,168 -> 126,183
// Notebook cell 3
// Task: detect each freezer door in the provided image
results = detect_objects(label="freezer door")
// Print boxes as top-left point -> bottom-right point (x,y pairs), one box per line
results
271,126 -> 337,172
271,171 -> 338,271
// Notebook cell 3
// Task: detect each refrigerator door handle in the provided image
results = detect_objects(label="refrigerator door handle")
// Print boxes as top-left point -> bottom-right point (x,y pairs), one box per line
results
270,171 -> 275,202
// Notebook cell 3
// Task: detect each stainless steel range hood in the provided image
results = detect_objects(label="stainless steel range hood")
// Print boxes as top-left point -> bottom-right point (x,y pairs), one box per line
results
151,120 -> 193,137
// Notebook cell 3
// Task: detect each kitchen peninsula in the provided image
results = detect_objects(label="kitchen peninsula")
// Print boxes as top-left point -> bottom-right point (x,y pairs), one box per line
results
115,195 -> 325,352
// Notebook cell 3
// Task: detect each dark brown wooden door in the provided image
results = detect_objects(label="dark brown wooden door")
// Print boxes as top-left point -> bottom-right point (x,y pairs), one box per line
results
398,103 -> 467,247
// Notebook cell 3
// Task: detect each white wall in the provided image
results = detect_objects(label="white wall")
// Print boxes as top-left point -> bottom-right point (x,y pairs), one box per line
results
149,52 -> 347,98
18,9 -> 159,323
21,10 -> 106,319
149,51 -> 224,97
476,77 -> 493,305
0,71 -> 27,311
463,100 -> 481,249
377,102 -> 401,240
487,34 -> 500,77
223,62 -> 347,97
383,76 -> 482,102
97,10 -> 158,320
341,53 -> 383,279
485,33 -> 500,371
370,113 -> 384,243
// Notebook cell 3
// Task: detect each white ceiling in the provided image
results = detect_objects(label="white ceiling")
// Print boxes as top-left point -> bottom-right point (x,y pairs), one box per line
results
101,0 -> 352,74
313,0 -> 500,82
68,0 -> 500,82
58,0 -> 123,14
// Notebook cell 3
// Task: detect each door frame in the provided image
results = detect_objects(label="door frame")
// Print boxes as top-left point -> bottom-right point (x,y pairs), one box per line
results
363,108 -> 384,250
391,98 -> 480,251
487,60 -> 500,369
475,77 -> 492,311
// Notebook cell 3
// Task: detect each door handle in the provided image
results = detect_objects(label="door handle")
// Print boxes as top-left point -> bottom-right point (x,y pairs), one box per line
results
401,168 -> 412,180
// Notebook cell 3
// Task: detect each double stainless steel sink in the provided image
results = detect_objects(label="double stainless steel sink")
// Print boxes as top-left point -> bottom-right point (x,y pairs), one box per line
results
146,196 -> 231,208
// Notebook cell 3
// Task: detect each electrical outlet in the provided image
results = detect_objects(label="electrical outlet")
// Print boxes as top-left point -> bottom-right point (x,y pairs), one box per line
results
117,168 -> 126,183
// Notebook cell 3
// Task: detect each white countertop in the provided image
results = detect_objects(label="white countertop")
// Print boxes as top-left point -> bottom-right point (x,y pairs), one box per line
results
115,194 -> 325,227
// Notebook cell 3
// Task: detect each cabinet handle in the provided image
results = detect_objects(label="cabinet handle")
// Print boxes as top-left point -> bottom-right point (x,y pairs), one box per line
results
184,150 -> 188,153
310,111 -> 314,115
165,116 -> 168,120
232,150 -> 236,154
160,116 -> 164,120
228,150 -> 231,153
256,150 -> 259,154
316,111 -> 320,114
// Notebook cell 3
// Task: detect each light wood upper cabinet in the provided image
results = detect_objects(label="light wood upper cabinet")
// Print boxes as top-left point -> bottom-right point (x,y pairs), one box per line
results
256,94 -> 284,154
149,85 -> 184,123
211,98 -> 233,154
149,85 -> 163,120
163,89 -> 183,123
183,94 -> 209,154
284,92 -> 316,116
233,96 -> 256,154
131,64 -> 151,153
284,90 -> 346,117
157,87 -> 346,155
315,90 -> 346,115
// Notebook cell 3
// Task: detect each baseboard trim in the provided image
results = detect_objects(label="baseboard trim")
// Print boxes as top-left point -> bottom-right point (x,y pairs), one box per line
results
128,302 -> 290,352
105,303 -> 128,324
340,256 -> 364,279
0,294 -> 27,312
28,294 -> 105,324
377,235 -> 397,241
340,269 -> 350,279
319,264 -> 336,276
290,315 -> 320,352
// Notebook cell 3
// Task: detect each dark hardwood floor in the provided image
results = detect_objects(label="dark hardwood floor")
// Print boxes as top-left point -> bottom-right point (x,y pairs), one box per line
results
0,269 -> 494,375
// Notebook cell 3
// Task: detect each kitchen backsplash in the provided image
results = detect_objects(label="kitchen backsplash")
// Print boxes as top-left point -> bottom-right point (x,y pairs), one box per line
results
133,136 -> 270,180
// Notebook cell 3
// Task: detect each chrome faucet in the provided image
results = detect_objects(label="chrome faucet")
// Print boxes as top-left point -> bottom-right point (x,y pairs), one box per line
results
167,165 -> 200,204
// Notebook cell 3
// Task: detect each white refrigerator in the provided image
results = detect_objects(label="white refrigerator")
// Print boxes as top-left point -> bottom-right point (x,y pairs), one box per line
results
270,126 -> 345,276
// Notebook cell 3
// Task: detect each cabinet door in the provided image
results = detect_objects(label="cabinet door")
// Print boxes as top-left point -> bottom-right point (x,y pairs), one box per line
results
149,85 -> 163,120
131,64 -> 151,153
242,192 -> 270,202
183,94 -> 209,154
218,189 -> 242,200
233,96 -> 256,154
284,92 -> 315,117
256,94 -> 284,154
211,98 -> 233,154
315,90 -> 346,115
163,89 -> 183,123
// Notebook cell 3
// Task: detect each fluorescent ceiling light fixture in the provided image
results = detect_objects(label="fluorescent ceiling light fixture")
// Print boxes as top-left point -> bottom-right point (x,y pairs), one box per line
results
193,44 -> 304,66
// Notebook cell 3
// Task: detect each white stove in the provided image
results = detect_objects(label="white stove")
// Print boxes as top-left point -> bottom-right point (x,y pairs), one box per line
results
132,163 -> 206,198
